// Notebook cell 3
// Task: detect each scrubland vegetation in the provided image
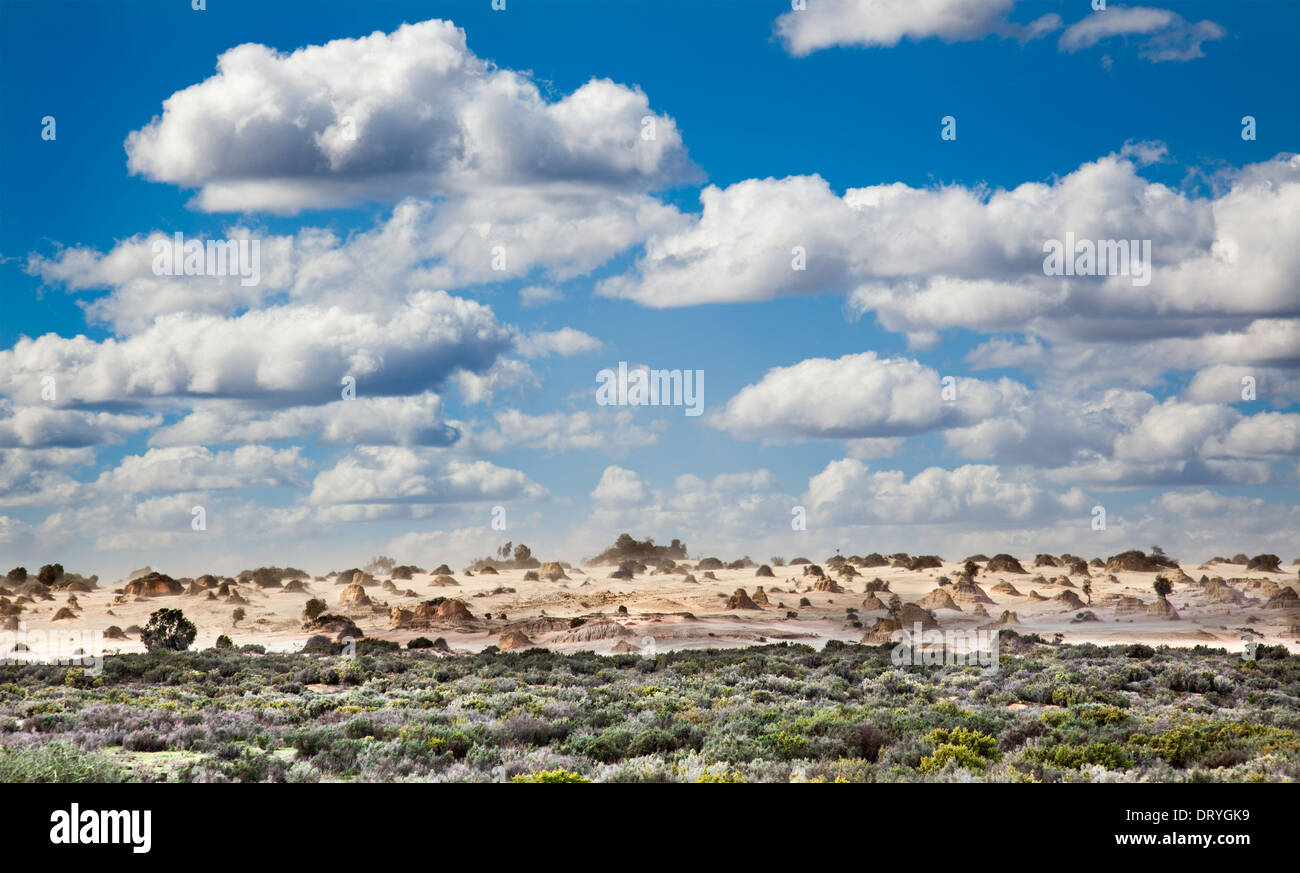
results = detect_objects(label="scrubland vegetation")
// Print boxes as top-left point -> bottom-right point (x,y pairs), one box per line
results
2,633 -> 1297,783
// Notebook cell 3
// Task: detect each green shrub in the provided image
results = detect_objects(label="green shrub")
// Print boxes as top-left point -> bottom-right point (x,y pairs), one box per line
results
920,727 -> 999,772
141,608 -> 197,652
1026,742 -> 1131,770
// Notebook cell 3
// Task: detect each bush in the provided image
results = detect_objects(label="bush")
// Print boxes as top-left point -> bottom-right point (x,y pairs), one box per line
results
356,638 -> 400,655
301,635 -> 336,654
303,598 -> 328,621
1026,742 -> 1131,770
123,730 -> 168,752
140,608 -> 197,652
1245,553 -> 1281,572
512,768 -> 591,783
215,635 -> 234,649
920,727 -> 999,773
407,637 -> 435,649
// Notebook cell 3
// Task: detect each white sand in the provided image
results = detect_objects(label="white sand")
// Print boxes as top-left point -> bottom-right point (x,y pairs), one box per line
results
9,558 -> 1298,656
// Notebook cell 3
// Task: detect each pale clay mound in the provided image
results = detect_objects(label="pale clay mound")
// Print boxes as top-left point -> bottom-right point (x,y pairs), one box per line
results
9,559 -> 1298,657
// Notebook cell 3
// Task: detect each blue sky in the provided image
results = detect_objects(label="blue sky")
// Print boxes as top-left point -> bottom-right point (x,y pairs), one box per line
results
1,0 -> 1297,578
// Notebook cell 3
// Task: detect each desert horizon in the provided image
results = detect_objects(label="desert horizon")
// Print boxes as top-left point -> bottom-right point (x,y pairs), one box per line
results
7,538 -> 1298,657
2,0 -> 1298,810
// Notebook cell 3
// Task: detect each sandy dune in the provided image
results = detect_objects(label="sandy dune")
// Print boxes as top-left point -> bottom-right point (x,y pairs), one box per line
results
7,555 -> 1299,658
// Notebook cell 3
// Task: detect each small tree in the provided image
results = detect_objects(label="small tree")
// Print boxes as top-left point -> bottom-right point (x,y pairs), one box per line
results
5,567 -> 26,584
1153,575 -> 1173,600
886,594 -> 902,619
141,608 -> 197,652
513,543 -> 532,565
303,598 -> 327,621
497,541 -> 513,560
232,607 -> 246,626
1081,579 -> 1092,605
37,563 -> 64,586
963,560 -> 979,579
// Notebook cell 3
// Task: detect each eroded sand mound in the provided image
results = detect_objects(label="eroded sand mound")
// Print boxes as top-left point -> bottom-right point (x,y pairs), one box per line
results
421,599 -> 474,622
1105,551 -> 1165,573
951,581 -> 995,604
897,602 -> 939,630
539,562 -> 569,581
726,588 -> 760,610
1114,596 -> 1146,616
1053,590 -> 1086,610
986,554 -> 1027,574
1203,579 -> 1245,603
812,576 -> 843,593
989,581 -> 1022,597
498,630 -> 533,651
338,583 -> 371,607
1265,587 -> 1299,609
752,586 -> 771,606
918,588 -> 960,611
1147,598 -> 1180,620
123,572 -> 182,598
862,594 -> 887,611
861,618 -> 901,644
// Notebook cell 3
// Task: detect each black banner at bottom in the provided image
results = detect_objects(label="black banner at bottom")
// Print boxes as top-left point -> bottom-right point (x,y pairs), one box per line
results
9,782 -> 1285,858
